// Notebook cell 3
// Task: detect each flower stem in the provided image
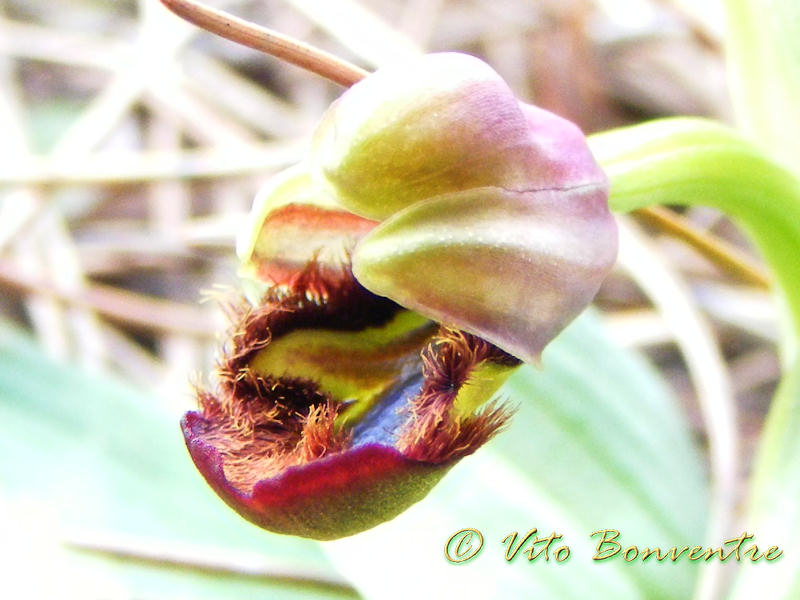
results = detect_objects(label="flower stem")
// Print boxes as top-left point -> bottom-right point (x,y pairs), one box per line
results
159,0 -> 368,87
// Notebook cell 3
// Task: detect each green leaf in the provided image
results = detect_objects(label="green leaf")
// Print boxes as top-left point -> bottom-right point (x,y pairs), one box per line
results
721,6 -> 800,597
27,98 -> 86,154
589,116 -> 800,600
724,0 -> 800,176
727,359 -> 800,598
323,311 -> 708,599
589,117 -> 800,355
0,323 -> 357,599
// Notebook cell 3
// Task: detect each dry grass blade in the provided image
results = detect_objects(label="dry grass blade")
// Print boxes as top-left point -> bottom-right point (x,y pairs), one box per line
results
635,206 -> 771,289
65,531 -> 356,595
618,219 -> 737,600
0,142 -> 305,185
0,260 -> 214,338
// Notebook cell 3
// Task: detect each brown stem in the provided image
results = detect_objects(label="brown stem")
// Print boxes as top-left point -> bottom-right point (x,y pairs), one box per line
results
159,0 -> 368,87
634,206 -> 771,289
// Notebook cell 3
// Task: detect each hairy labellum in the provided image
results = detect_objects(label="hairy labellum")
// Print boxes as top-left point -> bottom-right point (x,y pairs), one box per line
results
184,260 -> 518,539
184,52 -> 616,539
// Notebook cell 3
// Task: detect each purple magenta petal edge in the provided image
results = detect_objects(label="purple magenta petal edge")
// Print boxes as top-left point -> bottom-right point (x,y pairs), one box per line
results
182,411 -> 451,539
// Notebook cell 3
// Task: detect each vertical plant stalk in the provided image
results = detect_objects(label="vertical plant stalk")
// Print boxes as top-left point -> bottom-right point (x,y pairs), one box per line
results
723,5 -> 800,599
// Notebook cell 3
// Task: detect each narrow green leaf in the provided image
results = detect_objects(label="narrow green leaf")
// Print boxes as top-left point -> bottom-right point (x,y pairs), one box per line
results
727,359 -> 800,598
589,117 -> 800,600
724,0 -> 800,176
0,323 -> 357,599
324,312 -> 707,599
589,117 -> 800,353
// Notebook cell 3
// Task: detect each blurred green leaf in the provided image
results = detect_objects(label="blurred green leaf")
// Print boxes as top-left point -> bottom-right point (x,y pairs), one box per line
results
727,359 -> 800,598
589,117 -> 800,358
590,116 -> 800,600
324,311 -> 708,600
722,3 -> 800,597
724,0 -> 800,176
0,323 -> 357,599
27,98 -> 86,154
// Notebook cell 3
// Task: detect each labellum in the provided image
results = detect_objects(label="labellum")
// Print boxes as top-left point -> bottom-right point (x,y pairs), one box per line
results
183,53 -> 617,540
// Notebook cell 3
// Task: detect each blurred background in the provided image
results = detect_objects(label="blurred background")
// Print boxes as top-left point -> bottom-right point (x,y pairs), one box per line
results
0,0 -> 780,598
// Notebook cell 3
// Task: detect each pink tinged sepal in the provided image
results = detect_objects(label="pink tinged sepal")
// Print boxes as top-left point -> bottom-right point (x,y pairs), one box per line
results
352,184 -> 617,365
309,52 -> 618,363
310,52 -> 535,221
236,165 -> 378,304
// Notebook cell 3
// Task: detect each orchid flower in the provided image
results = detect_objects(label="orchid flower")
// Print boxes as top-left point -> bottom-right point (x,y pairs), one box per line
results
183,52 -> 617,540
